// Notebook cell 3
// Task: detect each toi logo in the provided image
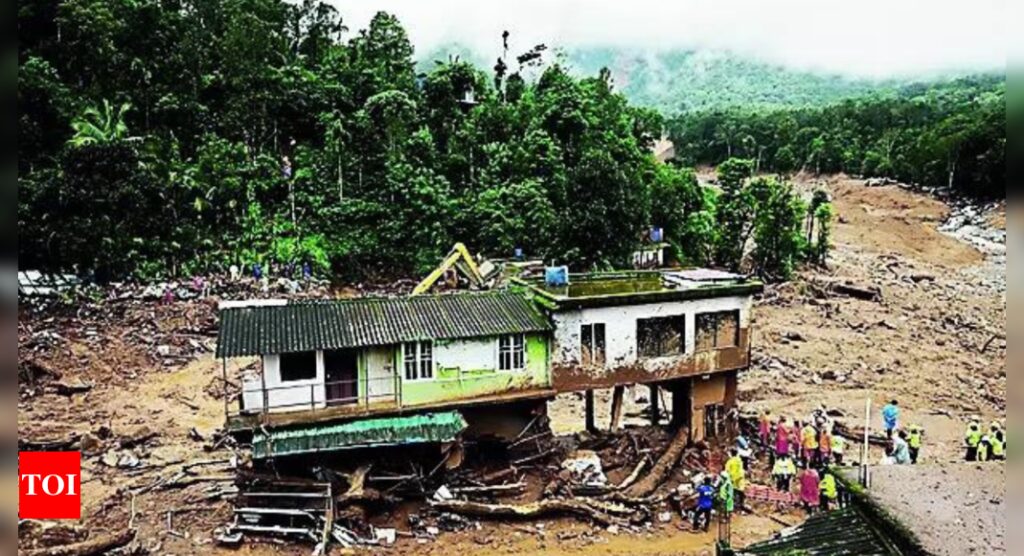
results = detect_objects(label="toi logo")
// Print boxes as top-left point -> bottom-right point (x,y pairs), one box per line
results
19,452 -> 82,519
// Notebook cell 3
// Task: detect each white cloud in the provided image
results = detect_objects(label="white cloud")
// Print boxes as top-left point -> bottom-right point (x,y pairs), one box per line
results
326,0 -> 1006,78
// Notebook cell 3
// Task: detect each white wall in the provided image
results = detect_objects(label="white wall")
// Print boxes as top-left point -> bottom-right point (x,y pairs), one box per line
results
550,295 -> 752,370
434,337 -> 504,372
241,352 -> 326,413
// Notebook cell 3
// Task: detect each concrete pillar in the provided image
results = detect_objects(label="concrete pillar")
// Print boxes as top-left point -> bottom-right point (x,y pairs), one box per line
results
585,389 -> 596,432
670,379 -> 692,430
609,385 -> 625,431
649,384 -> 660,426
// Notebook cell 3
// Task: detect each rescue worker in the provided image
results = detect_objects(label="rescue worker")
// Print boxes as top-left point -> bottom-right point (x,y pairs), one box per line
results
775,417 -> 791,461
882,399 -> 900,438
759,409 -> 773,449
801,421 -> 819,466
772,454 -> 796,492
694,477 -> 715,531
964,420 -> 982,461
798,464 -> 820,515
790,419 -> 803,460
831,434 -> 847,465
725,449 -> 747,511
987,424 -> 1005,461
892,430 -> 911,464
818,427 -> 833,466
819,470 -> 838,511
907,425 -> 923,464
718,470 -> 735,516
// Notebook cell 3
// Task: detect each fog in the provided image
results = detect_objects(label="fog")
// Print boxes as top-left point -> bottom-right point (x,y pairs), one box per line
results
326,0 -> 1006,78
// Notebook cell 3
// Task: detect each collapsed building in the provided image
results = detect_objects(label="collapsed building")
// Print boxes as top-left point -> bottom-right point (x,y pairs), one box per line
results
216,269 -> 762,456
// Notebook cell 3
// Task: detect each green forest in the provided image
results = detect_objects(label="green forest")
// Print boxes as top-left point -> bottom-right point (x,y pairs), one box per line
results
17,0 -> 1002,283
667,76 -> 1005,198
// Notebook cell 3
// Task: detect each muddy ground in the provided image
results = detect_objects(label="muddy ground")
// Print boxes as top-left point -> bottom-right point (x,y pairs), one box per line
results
16,175 -> 1006,555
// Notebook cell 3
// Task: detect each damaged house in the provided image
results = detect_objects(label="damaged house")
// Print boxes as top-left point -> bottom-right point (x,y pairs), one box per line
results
518,269 -> 761,441
217,269 -> 761,457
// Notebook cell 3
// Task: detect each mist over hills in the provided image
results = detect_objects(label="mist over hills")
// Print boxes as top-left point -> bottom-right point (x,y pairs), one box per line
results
418,42 -> 997,114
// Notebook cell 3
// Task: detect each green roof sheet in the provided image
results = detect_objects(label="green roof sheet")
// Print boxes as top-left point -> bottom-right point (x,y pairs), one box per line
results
253,411 -> 468,458
216,292 -> 552,358
742,507 -> 899,555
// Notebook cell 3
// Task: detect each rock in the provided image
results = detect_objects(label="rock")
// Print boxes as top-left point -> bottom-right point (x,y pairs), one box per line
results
79,432 -> 103,456
658,511 -> 672,523
117,451 -> 140,468
606,525 -> 620,535
821,370 -> 838,380
119,425 -> 156,448
100,451 -> 120,467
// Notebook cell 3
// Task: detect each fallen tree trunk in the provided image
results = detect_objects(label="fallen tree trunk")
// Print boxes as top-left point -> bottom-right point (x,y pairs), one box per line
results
22,529 -> 136,556
429,498 -> 636,527
623,427 -> 689,498
831,282 -> 881,302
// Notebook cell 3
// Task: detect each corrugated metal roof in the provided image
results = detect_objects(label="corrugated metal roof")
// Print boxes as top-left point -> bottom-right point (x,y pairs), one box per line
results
742,507 -> 899,555
252,411 -> 467,458
216,292 -> 552,358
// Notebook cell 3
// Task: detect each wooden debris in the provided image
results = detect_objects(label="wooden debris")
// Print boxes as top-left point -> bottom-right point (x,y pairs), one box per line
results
51,381 -> 93,396
430,498 -> 636,527
22,529 -> 136,556
623,427 -> 689,498
831,282 -> 882,302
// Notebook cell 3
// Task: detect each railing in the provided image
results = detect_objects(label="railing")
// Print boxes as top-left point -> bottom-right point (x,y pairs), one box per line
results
239,375 -> 401,415
234,369 -> 544,419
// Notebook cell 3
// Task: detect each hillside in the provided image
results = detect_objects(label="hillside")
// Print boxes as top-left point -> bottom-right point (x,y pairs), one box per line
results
419,44 -> 905,113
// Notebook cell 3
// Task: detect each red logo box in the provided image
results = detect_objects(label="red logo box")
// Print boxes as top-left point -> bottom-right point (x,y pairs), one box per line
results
19,452 -> 82,519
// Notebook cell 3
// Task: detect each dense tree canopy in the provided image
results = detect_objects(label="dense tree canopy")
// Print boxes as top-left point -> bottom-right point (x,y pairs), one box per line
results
19,0 -> 684,280
667,76 -> 1005,199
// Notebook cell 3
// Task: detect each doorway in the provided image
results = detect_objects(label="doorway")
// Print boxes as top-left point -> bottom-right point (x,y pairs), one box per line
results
324,349 -> 358,405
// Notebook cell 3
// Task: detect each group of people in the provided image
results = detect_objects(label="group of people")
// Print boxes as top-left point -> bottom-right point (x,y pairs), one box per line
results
964,418 -> 1006,461
758,407 -> 844,515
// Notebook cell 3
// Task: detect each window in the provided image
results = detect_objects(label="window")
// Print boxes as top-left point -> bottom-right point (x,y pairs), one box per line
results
637,316 -> 686,358
499,334 -> 526,371
280,351 -> 317,382
695,310 -> 740,351
403,341 -> 433,380
704,403 -> 726,438
580,323 -> 606,367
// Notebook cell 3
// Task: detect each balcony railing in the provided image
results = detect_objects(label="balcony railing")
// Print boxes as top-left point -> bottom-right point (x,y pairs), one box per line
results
239,375 -> 401,415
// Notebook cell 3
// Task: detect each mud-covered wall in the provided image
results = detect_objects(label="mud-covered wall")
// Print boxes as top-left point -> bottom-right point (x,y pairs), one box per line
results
549,295 -> 752,390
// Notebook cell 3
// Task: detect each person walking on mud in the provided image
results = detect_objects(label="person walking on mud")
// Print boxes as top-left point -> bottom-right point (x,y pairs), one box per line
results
882,399 -> 900,438
799,464 -> 820,515
694,477 -> 715,532
774,417 -> 791,463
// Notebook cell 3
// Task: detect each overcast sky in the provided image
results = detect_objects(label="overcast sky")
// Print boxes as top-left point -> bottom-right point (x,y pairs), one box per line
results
326,0 -> 1006,78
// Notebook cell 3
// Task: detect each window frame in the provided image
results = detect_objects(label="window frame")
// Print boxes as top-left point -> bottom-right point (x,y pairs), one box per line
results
580,323 -> 606,367
695,310 -> 741,351
498,334 -> 526,372
279,351 -> 318,382
403,341 -> 434,381
636,315 -> 687,359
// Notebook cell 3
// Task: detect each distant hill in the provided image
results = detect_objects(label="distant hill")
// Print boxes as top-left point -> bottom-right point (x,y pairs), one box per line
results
418,44 -> 908,114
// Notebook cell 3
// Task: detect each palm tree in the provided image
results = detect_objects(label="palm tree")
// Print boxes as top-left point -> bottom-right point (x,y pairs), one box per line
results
68,100 -> 131,147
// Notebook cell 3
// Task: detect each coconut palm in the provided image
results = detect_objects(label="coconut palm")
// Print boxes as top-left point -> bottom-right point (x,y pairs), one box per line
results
68,100 -> 131,147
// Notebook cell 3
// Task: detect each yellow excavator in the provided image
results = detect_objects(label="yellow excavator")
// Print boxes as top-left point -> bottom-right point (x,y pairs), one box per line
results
411,243 -> 489,295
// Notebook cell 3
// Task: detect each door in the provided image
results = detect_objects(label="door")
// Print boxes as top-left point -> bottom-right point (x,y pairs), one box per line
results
365,346 -> 396,402
324,349 -> 358,405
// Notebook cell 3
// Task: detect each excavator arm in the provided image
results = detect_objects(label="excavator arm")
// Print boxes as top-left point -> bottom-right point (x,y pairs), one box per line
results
411,242 -> 485,295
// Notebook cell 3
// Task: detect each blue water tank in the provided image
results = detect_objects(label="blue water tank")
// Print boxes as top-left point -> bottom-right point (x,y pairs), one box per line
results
650,227 -> 664,243
544,266 -> 569,287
